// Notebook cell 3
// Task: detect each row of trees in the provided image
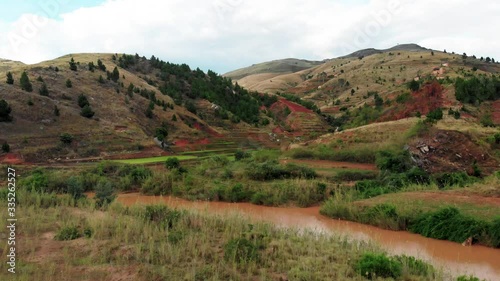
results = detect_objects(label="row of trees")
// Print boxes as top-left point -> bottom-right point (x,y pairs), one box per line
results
455,76 -> 500,104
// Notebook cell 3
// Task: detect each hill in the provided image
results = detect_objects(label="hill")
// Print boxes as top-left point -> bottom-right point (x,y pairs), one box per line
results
0,54 -> 330,163
224,58 -> 323,80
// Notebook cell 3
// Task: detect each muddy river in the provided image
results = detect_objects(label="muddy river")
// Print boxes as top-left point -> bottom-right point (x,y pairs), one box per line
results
117,193 -> 500,280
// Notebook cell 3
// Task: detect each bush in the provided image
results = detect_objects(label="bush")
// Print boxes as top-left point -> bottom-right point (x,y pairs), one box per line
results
141,173 -> 173,195
225,183 -> 252,203
77,94 -> 90,108
410,207 -> 489,243
334,170 -> 378,181
20,71 -> 33,92
0,99 -> 13,122
354,253 -> 402,280
94,180 -> 116,207
432,172 -> 474,189
142,205 -> 183,229
66,176 -> 84,200
224,238 -> 260,264
376,150 -> 412,173
39,82 -> 49,96
55,226 -> 81,241
59,133 -> 74,144
66,79 -> 72,88
165,157 -> 180,169
395,255 -> 435,277
489,218 -> 500,248
426,107 -> 443,122
235,150 -> 251,161
80,105 -> 95,118
456,276 -> 481,281
2,142 -> 10,153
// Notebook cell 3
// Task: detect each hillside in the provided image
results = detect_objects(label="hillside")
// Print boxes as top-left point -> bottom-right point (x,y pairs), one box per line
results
0,54 -> 330,163
224,58 -> 323,80
227,44 -> 500,129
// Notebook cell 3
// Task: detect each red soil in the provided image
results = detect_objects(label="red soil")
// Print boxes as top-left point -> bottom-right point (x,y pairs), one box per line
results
492,100 -> 500,125
379,82 -> 444,122
277,99 -> 312,113
0,153 -> 24,165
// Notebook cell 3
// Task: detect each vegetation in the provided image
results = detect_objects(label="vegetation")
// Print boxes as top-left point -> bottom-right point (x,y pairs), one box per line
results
1,142 -> 10,153
20,71 -> 33,92
66,78 -> 72,88
69,57 -> 77,71
80,105 -> 95,118
455,76 -> 500,104
0,99 -> 13,122
39,82 -> 49,96
59,133 -> 74,144
0,190 -> 438,281
6,71 -> 14,84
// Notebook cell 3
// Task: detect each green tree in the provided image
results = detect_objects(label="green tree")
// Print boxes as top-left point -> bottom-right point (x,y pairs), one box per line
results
66,79 -> 72,88
20,71 -> 33,92
111,66 -> 120,82
1,142 -> 10,153
88,62 -> 95,72
95,179 -> 116,207
77,94 -> 89,108
171,114 -> 177,121
39,82 -> 49,96
98,75 -> 105,84
165,157 -> 180,169
0,99 -> 13,122
69,57 -> 77,71
97,59 -> 106,71
59,133 -> 74,144
407,80 -> 420,92
80,105 -> 95,118
145,106 -> 153,118
374,93 -> 384,107
127,83 -> 134,97
6,72 -> 14,85
54,105 -> 60,116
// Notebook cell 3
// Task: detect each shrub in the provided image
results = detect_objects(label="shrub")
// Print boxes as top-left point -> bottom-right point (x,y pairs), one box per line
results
165,157 -> 180,169
334,170 -> 378,181
235,150 -> 251,161
410,207 -> 489,243
0,99 -> 13,122
20,71 -> 33,92
66,176 -> 84,200
94,180 -> 116,207
39,82 -> 49,96
426,107 -> 443,122
489,218 -> 500,248
224,238 -> 259,264
354,253 -> 402,280
2,142 -> 10,153
395,255 -> 435,277
80,105 -> 95,118
66,79 -> 72,88
77,94 -> 90,108
225,183 -> 252,203
141,173 -> 173,195
376,150 -> 412,173
55,226 -> 81,241
432,172 -> 474,189
69,57 -> 77,71
456,275 -> 481,281
59,133 -> 74,144
6,72 -> 14,84
142,205 -> 183,228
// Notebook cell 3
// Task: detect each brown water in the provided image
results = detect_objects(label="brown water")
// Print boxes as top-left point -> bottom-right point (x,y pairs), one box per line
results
117,193 -> 500,281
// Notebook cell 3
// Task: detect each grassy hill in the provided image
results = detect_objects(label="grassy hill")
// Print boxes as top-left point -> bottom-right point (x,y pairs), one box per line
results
0,54 -> 331,163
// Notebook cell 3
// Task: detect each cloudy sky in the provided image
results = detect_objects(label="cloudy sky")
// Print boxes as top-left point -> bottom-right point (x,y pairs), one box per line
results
0,0 -> 499,73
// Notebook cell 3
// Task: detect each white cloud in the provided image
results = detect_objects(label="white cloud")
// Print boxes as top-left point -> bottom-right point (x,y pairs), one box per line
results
0,0 -> 499,73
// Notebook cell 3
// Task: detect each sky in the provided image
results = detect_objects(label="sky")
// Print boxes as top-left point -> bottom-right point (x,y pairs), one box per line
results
0,0 -> 499,74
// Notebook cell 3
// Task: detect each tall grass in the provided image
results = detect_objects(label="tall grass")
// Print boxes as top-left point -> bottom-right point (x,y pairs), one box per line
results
0,192 -> 440,281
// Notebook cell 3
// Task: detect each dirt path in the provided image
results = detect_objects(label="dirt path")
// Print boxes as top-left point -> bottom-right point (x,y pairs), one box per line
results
281,159 -> 377,170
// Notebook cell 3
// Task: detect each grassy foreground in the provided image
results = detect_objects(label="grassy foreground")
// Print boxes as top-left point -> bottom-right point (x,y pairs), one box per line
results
0,190 -> 441,281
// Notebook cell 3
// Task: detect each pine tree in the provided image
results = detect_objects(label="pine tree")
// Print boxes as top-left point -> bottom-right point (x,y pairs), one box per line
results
80,105 -> 95,118
54,105 -> 60,116
20,71 -> 33,92
6,72 -> 14,85
97,59 -> 106,71
0,99 -> 13,122
39,82 -> 49,96
172,114 -> 177,121
66,79 -> 72,88
111,67 -> 120,82
77,94 -> 90,108
98,75 -> 105,84
88,62 -> 95,72
69,57 -> 77,71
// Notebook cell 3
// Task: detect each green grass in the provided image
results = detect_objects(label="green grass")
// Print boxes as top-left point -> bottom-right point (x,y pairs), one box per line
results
112,155 -> 198,164
0,189 -> 440,281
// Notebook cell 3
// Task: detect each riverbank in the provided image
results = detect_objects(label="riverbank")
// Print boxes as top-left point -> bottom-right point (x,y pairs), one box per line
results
0,190 -> 441,281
